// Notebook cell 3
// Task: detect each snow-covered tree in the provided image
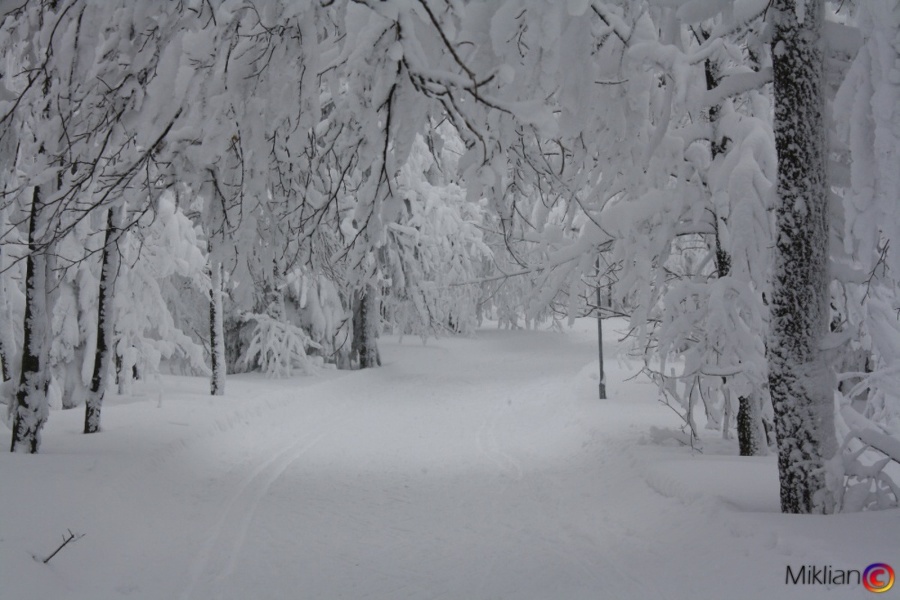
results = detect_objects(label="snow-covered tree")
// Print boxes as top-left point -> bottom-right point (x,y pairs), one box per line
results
767,0 -> 837,514
0,2 -> 896,514
2,0 -> 206,447
827,0 -> 900,511
113,194 -> 209,393
381,134 -> 491,338
83,205 -> 120,434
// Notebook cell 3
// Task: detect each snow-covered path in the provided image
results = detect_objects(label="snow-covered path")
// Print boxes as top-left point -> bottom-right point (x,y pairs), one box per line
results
1,321 -> 896,600
180,328 -> 658,600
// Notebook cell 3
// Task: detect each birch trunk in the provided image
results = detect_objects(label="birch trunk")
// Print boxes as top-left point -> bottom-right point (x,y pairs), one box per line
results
10,187 -> 49,452
84,206 -> 121,434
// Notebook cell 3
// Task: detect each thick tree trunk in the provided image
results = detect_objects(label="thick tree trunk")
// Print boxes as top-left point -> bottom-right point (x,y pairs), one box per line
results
352,284 -> 381,369
210,259 -> 225,395
10,187 -> 49,453
84,206 -> 121,434
768,0 -> 836,514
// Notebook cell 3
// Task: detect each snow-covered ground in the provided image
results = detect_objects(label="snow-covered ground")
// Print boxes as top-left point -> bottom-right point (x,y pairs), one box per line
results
1,319 -> 896,600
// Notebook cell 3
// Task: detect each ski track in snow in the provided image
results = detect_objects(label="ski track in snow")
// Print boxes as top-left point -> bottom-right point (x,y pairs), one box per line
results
189,332 -> 670,599
473,383 -> 524,482
181,409 -> 348,600
4,322 -> 887,600
171,330 -> 687,600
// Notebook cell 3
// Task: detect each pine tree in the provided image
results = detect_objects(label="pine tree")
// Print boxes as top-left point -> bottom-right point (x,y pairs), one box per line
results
768,0 -> 837,514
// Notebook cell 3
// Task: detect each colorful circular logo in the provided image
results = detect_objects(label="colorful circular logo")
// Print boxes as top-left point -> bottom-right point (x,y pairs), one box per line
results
863,563 -> 895,593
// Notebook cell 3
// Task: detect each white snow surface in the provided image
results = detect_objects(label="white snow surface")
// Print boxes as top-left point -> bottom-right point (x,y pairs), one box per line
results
1,319 -> 896,600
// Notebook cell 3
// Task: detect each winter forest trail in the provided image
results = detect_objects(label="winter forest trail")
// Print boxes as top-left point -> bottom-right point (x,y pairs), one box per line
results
180,326 -> 654,600
1,320 -> 895,600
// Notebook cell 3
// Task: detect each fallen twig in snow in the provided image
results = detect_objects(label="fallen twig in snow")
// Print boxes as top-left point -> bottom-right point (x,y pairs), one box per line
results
35,529 -> 85,564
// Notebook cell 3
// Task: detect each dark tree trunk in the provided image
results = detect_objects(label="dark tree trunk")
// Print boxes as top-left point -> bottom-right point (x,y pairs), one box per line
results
737,397 -> 753,456
0,343 -> 8,383
210,259 -> 225,395
0,302 -> 9,383
352,284 -> 381,369
0,240 -> 9,383
10,187 -> 49,453
768,0 -> 836,514
596,278 -> 606,400
737,394 -> 767,457
84,206 -> 121,434
114,351 -> 123,386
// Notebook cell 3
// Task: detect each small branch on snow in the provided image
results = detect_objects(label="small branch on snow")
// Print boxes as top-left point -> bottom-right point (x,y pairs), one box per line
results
35,529 -> 85,564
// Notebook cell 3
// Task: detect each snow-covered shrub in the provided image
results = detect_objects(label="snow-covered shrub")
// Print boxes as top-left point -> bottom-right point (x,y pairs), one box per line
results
240,312 -> 322,377
831,0 -> 900,443
115,194 -> 210,387
830,404 -> 900,512
379,135 -> 492,338
284,270 -> 352,369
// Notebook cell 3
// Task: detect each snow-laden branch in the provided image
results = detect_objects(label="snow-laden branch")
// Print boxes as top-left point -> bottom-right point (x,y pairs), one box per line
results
700,68 -> 772,107
589,2 -> 632,45
835,404 -> 900,511
840,405 -> 900,464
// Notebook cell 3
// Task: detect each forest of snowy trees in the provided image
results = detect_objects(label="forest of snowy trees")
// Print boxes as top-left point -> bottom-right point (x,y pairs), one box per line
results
0,0 -> 899,516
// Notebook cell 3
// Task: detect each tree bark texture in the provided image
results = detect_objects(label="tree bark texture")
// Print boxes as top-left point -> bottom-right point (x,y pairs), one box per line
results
10,187 -> 49,453
210,259 -> 226,395
768,0 -> 837,514
352,284 -> 381,369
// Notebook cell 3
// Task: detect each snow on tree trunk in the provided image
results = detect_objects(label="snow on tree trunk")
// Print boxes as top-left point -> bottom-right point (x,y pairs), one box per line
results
0,231 -> 10,384
736,391 -> 767,455
60,346 -> 88,409
0,334 -> 7,383
768,0 -> 837,514
596,282 -> 606,400
352,284 -> 381,369
0,242 -> 10,383
722,386 -> 733,440
116,343 -> 137,396
10,188 -> 49,453
84,206 -> 121,434
737,393 -> 768,457
210,260 -> 225,396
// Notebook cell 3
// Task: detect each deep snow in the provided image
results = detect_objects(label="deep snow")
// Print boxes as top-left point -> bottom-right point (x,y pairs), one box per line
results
1,319 -> 897,599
